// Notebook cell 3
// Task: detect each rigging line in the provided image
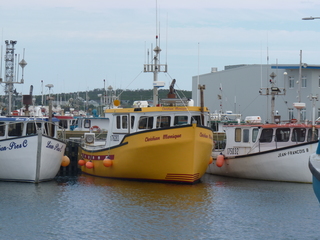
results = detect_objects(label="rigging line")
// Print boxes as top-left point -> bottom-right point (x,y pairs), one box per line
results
116,71 -> 143,98
240,94 -> 261,115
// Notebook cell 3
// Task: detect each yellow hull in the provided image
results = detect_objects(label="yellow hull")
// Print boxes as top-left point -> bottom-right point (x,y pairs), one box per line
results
80,124 -> 213,183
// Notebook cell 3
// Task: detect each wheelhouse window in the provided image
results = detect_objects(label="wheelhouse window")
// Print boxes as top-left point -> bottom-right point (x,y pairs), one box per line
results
0,122 -> 5,136
243,129 -> 249,142
44,122 -> 55,137
122,116 -> 128,129
138,116 -> 154,129
275,128 -> 290,142
307,129 -> 318,142
235,128 -> 241,142
59,120 -> 68,129
116,115 -> 129,129
292,128 -> 306,142
252,128 -> 259,142
8,123 -> 23,137
84,119 -> 91,129
174,116 -> 188,126
157,116 -> 171,128
191,115 -> 201,125
260,129 -> 273,142
131,116 -> 135,129
26,122 -> 38,135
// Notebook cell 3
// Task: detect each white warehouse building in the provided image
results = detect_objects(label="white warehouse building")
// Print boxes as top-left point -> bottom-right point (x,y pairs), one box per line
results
192,64 -> 320,123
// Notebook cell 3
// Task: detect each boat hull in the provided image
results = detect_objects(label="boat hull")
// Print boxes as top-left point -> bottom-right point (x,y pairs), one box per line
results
0,135 -> 66,183
80,125 -> 213,183
309,152 -> 320,202
208,142 -> 317,183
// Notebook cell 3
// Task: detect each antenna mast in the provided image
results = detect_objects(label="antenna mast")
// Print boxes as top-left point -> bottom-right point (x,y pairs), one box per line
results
143,1 -> 167,106
1,40 -> 25,115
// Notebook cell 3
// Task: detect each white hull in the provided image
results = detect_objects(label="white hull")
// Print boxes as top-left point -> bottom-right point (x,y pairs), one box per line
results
0,134 -> 66,183
207,142 -> 317,183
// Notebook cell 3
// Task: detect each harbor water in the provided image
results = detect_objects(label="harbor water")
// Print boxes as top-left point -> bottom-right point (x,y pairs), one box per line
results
1,173 -> 319,240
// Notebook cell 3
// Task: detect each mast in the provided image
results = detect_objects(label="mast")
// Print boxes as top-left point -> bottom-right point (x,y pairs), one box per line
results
259,71 -> 285,123
1,40 -> 25,115
143,3 -> 167,106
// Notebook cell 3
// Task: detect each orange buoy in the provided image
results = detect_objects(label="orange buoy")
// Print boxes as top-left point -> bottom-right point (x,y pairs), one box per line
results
209,156 -> 213,164
78,159 -> 86,166
103,159 -> 113,167
86,161 -> 94,169
216,154 -> 225,167
61,156 -> 70,167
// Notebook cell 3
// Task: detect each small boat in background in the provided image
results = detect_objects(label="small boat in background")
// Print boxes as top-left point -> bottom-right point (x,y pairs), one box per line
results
309,142 -> 320,202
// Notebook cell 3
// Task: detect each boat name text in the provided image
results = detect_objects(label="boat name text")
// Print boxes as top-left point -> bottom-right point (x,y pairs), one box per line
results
200,132 -> 213,140
278,148 -> 308,158
145,134 -> 182,142
227,147 -> 239,155
0,139 -> 28,151
46,141 -> 64,152
162,107 -> 187,111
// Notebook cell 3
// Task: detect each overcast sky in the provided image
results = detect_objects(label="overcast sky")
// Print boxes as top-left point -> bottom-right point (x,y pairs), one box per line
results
1,0 -> 320,96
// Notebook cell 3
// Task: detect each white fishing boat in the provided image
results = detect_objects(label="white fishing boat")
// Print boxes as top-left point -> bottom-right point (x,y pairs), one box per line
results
207,68 -> 319,183
0,116 -> 68,183
0,40 -> 68,183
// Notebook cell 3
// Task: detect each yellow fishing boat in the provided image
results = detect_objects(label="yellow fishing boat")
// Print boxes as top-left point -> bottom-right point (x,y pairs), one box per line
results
78,30 -> 213,183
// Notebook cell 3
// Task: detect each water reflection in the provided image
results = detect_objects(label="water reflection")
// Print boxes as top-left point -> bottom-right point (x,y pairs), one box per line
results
0,174 -> 319,240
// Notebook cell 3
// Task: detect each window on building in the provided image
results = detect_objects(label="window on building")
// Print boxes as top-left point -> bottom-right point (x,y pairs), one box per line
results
318,108 -> 320,119
301,109 -> 306,121
301,76 -> 307,88
318,75 -> 320,88
288,108 -> 294,120
289,76 -> 294,89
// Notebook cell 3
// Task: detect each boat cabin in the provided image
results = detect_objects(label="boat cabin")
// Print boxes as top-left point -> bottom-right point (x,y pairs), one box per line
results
83,105 -> 211,148
74,117 -> 109,132
215,123 -> 319,155
0,117 -> 59,139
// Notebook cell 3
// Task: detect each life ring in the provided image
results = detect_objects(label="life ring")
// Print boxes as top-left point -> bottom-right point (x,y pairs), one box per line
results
90,125 -> 101,133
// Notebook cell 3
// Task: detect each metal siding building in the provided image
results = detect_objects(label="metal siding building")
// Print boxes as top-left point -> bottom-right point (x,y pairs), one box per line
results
192,64 -> 320,123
